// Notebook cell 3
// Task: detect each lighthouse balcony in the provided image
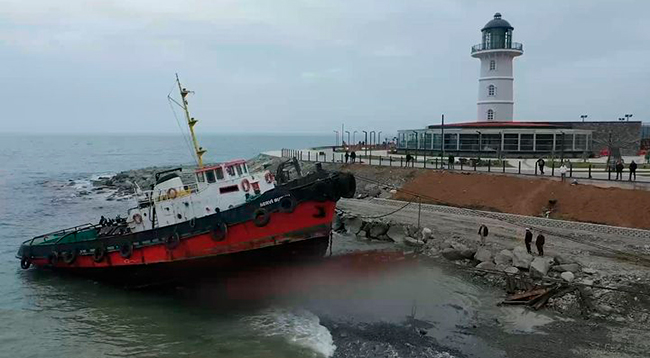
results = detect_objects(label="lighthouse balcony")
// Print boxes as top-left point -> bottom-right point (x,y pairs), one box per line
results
471,42 -> 523,55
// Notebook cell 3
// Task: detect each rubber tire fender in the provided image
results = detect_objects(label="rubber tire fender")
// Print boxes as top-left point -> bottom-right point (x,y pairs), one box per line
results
119,241 -> 133,259
279,195 -> 297,213
48,251 -> 59,266
93,246 -> 106,263
212,221 -> 228,241
337,173 -> 356,199
20,257 -> 31,270
165,232 -> 180,250
63,249 -> 78,265
253,208 -> 271,227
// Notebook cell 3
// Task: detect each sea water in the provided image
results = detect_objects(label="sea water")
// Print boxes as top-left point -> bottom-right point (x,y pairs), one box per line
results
0,133 -> 526,358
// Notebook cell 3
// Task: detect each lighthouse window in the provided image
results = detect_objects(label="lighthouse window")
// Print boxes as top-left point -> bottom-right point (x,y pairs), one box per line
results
489,60 -> 496,71
487,109 -> 494,121
215,167 -> 224,180
488,85 -> 495,96
205,170 -> 216,183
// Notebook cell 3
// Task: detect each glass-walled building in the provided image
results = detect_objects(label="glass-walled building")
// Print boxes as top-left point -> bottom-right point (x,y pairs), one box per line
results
397,122 -> 592,157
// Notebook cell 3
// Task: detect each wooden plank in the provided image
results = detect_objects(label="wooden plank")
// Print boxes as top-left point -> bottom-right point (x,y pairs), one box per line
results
507,288 -> 549,301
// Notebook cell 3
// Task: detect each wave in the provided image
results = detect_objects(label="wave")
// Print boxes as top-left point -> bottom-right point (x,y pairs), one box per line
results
244,307 -> 336,358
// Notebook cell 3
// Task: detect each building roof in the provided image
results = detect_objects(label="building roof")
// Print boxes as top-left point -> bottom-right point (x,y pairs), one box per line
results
426,121 -> 567,129
482,13 -> 513,31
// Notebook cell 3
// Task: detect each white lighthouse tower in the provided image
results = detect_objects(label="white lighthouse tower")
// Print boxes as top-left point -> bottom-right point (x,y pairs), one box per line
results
471,13 -> 523,122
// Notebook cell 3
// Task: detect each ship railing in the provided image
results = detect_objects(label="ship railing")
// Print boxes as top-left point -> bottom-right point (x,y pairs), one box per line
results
135,182 -> 201,205
23,223 -> 100,246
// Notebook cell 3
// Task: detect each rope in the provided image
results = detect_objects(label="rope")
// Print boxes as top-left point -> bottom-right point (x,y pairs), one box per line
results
167,84 -> 199,166
357,200 -> 412,219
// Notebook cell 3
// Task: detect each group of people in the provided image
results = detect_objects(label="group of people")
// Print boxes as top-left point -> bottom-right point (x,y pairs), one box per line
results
344,151 -> 357,163
98,215 -> 126,227
477,225 -> 546,256
614,159 -> 637,181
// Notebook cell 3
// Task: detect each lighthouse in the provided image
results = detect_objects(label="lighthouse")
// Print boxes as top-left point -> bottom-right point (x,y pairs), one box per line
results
471,13 -> 523,122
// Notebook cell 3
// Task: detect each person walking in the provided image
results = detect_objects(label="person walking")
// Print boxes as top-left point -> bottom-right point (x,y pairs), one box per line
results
615,160 -> 624,180
559,162 -> 568,182
629,160 -> 637,181
350,151 -> 356,163
406,153 -> 412,165
524,228 -> 533,254
448,155 -> 455,170
345,151 -> 350,164
536,158 -> 545,175
478,224 -> 489,246
536,234 -> 545,256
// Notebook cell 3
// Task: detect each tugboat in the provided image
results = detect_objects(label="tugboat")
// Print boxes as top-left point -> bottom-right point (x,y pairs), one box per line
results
16,75 -> 355,284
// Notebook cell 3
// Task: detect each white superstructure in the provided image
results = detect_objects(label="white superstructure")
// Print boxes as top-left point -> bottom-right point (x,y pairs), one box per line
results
471,13 -> 523,122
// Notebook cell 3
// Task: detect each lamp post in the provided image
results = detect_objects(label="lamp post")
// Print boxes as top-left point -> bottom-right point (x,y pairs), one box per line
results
333,130 -> 339,147
345,131 -> 350,148
560,131 -> 565,163
353,131 -> 358,145
362,130 -> 368,157
476,130 -> 482,160
618,117 -> 625,121
378,131 -> 383,147
580,114 -> 588,122
625,114 -> 633,121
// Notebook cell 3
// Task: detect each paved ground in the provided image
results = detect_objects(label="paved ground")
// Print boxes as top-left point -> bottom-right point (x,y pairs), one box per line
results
270,148 -> 650,188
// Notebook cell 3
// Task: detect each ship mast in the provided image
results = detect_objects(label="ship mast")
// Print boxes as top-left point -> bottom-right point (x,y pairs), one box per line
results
176,73 -> 207,168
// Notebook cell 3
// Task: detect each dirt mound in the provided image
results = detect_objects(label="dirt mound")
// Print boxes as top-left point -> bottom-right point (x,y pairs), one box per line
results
393,171 -> 650,229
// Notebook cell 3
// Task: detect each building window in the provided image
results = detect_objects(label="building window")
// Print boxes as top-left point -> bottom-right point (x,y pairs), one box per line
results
489,60 -> 496,71
488,85 -> 495,96
504,134 -> 519,151
487,109 -> 494,121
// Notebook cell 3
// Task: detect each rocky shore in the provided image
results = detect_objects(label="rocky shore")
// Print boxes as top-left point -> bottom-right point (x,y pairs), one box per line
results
333,209 -> 650,327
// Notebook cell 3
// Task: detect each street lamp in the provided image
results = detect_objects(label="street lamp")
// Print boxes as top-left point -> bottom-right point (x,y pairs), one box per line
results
476,130 -> 482,160
362,130 -> 368,157
618,117 -> 625,121
378,131 -> 383,148
353,131 -> 358,145
333,130 -> 339,147
345,131 -> 350,148
625,114 -> 633,121
580,114 -> 588,122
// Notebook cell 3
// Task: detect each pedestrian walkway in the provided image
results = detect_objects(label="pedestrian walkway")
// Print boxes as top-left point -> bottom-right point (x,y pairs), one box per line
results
275,148 -> 650,188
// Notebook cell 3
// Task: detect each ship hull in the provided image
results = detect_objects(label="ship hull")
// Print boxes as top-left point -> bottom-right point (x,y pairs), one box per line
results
17,170 -> 356,285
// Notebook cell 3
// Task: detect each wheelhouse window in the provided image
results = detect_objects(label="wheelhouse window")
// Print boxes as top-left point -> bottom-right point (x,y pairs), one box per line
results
242,164 -> 248,173
215,167 -> 224,180
488,85 -> 495,96
236,164 -> 243,176
205,170 -> 216,183
489,60 -> 496,71
487,109 -> 494,121
196,172 -> 205,183
226,166 -> 235,177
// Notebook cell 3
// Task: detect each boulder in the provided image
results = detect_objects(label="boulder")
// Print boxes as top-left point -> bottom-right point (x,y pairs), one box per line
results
364,184 -> 381,197
474,248 -> 493,263
404,237 -> 425,247
503,267 -> 519,274
451,242 -> 469,252
476,261 -> 497,270
460,248 -> 477,259
386,224 -> 407,243
554,255 -> 573,265
560,271 -> 575,283
344,216 -> 363,234
551,263 -> 581,273
512,247 -> 533,269
357,230 -> 367,239
440,240 -> 454,249
494,249 -> 513,266
368,222 -> 389,239
582,267 -> 597,275
421,227 -> 433,241
529,257 -> 553,278
332,214 -> 343,231
377,234 -> 392,242
441,248 -> 465,261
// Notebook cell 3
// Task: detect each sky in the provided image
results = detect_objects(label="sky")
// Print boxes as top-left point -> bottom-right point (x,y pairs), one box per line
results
1,0 -> 649,134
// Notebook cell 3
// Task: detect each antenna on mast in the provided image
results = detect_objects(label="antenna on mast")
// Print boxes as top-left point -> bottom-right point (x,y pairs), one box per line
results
175,73 -> 207,167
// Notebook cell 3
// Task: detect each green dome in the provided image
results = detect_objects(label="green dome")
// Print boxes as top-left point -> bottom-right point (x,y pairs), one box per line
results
482,13 -> 513,31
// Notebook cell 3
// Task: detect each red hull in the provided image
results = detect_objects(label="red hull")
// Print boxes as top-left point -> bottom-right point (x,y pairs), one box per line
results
30,200 -> 336,270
